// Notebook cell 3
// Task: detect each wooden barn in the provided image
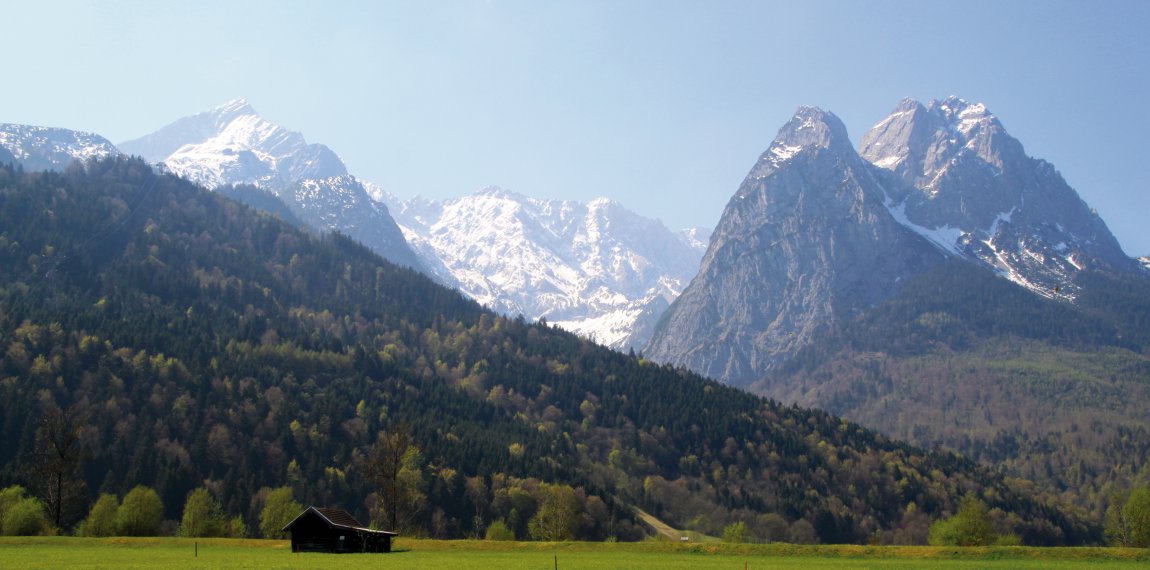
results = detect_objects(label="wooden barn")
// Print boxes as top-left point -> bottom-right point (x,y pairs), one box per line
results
281,507 -> 397,553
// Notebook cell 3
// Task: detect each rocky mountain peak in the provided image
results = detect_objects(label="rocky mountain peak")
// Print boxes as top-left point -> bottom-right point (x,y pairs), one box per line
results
775,106 -> 851,153
742,107 -> 856,186
476,185 -> 519,199
646,96 -> 1144,387
213,97 -> 254,116
861,96 -> 1133,298
860,97 -> 1018,193
645,106 -> 945,386
933,96 -> 988,126
120,100 -> 421,271
789,106 -> 849,139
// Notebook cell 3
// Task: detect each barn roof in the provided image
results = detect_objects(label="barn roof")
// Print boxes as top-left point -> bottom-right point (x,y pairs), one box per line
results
282,506 -> 399,536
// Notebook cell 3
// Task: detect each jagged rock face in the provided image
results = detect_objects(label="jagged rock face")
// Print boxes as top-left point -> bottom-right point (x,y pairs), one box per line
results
119,100 -> 422,270
861,97 -> 1132,298
288,175 -> 422,268
383,187 -> 707,350
0,124 -> 120,171
645,108 -> 943,386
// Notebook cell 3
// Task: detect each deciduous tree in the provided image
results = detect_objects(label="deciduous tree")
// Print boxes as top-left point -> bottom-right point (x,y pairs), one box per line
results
722,520 -> 749,543
78,494 -> 119,537
29,403 -> 87,531
115,485 -> 163,536
361,426 -> 425,532
0,486 -> 50,536
258,486 -> 301,539
179,487 -> 224,537
1107,487 -> 1150,547
929,497 -> 998,546
528,484 -> 580,541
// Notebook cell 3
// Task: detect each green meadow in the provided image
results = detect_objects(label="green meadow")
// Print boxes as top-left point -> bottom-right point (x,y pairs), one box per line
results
1,537 -> 1148,569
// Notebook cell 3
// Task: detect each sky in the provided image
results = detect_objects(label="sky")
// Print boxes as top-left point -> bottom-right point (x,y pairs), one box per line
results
4,0 -> 1150,255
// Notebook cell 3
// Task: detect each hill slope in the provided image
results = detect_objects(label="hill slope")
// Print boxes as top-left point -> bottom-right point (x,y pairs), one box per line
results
761,259 -> 1150,516
0,158 -> 1091,544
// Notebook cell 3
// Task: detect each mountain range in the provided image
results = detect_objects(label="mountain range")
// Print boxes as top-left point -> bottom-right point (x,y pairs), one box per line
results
0,157 -> 1091,544
18,97 -> 1138,365
3,96 -> 1147,529
379,187 -> 707,349
643,97 -> 1150,518
646,97 -> 1144,387
107,100 -> 706,351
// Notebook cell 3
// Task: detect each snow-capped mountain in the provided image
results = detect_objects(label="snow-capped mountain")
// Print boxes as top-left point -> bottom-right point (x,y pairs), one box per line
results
119,99 -> 422,270
860,97 -> 1133,298
383,187 -> 708,350
645,107 -> 947,385
646,98 -> 1142,387
0,124 -> 119,171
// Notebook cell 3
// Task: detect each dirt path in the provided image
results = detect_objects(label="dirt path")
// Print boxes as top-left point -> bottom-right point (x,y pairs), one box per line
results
634,509 -> 683,541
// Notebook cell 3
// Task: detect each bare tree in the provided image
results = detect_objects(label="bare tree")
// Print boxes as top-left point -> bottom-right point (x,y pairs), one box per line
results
29,403 -> 88,530
358,425 -> 423,533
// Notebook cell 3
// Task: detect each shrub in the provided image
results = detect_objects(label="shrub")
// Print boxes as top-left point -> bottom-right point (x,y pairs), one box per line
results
225,515 -> 249,538
3,497 -> 50,536
928,497 -> 998,546
722,521 -> 749,543
116,486 -> 164,536
179,487 -> 224,537
0,486 -> 50,536
78,494 -> 119,537
485,519 -> 515,541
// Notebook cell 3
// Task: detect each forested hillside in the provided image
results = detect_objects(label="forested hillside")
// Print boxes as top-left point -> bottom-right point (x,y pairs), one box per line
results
0,159 -> 1093,544
763,259 -> 1150,518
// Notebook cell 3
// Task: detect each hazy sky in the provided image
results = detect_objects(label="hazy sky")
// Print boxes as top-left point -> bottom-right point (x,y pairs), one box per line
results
5,1 -> 1149,254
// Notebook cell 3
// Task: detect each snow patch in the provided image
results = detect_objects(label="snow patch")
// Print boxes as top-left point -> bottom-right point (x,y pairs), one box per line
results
987,207 -> 1015,235
872,155 -> 903,170
770,143 -> 803,163
884,197 -> 964,256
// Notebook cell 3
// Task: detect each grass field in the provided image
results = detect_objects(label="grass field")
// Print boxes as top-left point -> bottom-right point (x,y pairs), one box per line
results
1,537 -> 1148,569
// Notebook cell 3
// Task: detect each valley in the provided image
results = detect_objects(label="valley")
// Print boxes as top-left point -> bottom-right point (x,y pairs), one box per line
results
1,95 -> 1148,546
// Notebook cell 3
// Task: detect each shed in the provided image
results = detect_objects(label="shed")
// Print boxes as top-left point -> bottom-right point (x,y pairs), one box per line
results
281,507 -> 397,553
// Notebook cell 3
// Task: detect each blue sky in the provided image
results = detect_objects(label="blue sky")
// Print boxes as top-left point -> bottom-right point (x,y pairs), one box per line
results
5,0 -> 1149,254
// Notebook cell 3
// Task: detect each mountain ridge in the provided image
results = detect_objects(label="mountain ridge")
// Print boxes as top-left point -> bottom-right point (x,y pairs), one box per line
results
862,97 -> 1133,299
117,99 -> 421,270
0,124 -> 119,172
382,187 -> 708,350
646,97 -> 1144,387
